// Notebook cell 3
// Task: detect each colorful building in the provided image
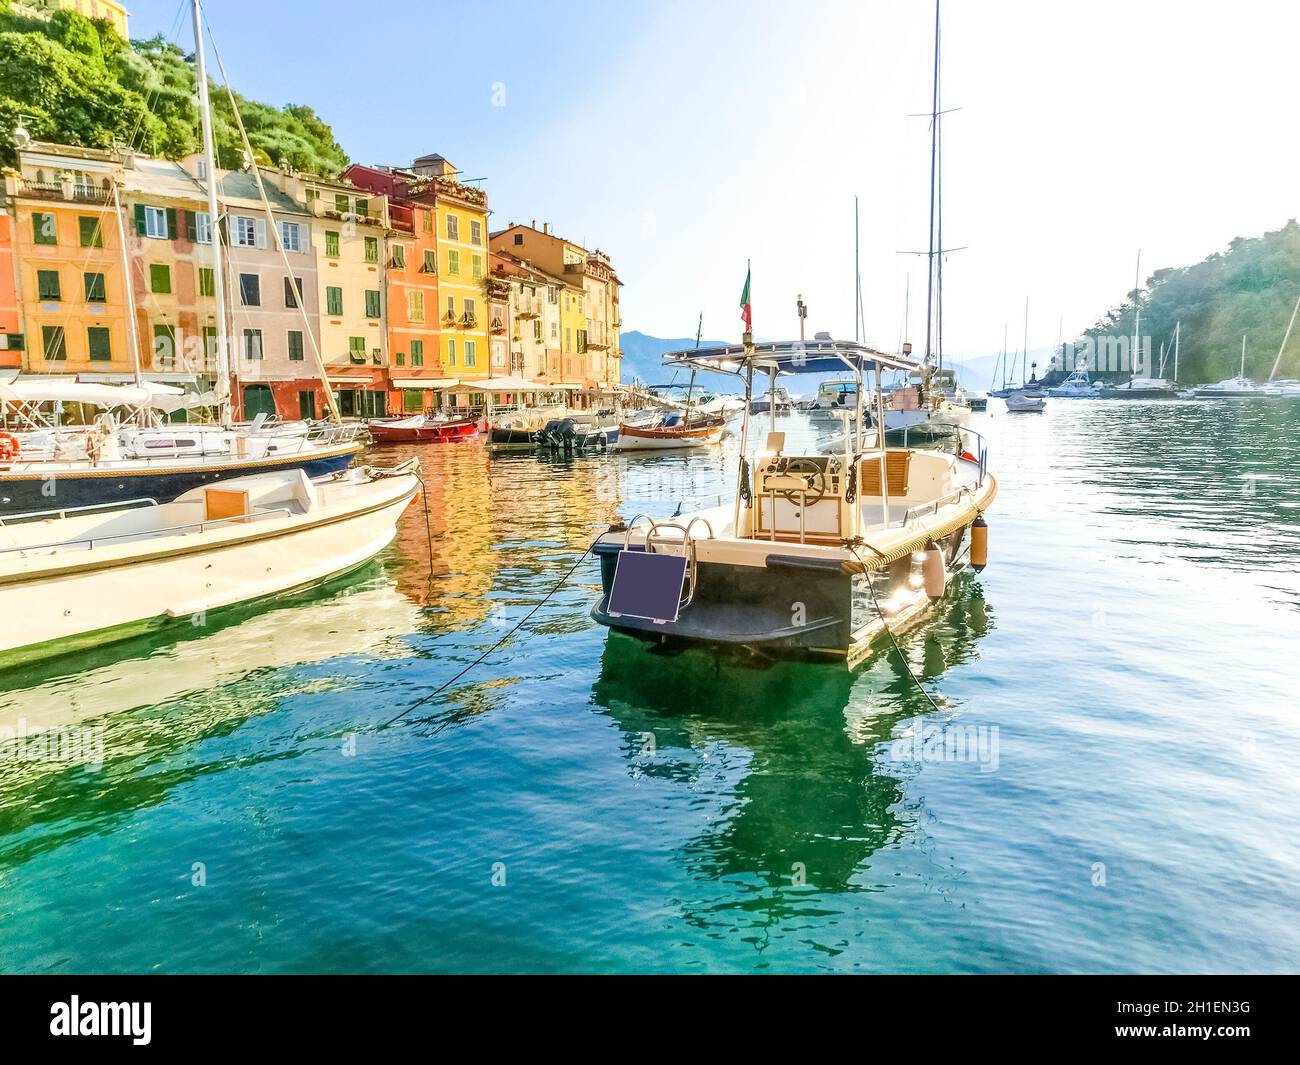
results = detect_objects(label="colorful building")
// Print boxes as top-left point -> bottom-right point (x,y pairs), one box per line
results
490,250 -> 563,382
10,1 -> 129,40
0,208 -> 22,368
342,163 -> 443,415
271,169 -> 391,418
490,222 -> 623,389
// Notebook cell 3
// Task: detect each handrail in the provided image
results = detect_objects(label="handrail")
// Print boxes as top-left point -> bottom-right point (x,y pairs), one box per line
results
0,497 -> 160,525
0,506 -> 295,557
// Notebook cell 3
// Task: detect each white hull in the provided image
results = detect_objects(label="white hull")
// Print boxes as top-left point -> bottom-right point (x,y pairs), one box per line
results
0,468 -> 418,664
614,427 -> 725,451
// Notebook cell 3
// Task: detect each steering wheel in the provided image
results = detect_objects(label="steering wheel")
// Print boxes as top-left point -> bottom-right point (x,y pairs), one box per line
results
776,458 -> 829,506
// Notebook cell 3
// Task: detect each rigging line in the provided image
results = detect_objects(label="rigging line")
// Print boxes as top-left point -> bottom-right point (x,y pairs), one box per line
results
381,533 -> 606,728
846,541 -> 946,715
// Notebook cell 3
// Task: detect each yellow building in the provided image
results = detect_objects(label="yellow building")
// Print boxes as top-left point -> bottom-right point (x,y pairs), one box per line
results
11,1 -> 130,40
408,154 -> 490,403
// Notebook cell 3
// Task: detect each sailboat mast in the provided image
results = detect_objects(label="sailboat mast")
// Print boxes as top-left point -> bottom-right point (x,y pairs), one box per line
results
854,196 -> 860,343
1268,294 -> 1300,382
922,0 -> 940,365
110,182 -> 143,389
1240,334 -> 1246,378
1173,320 -> 1180,383
1022,297 -> 1029,384
191,0 -> 232,428
1131,249 -> 1142,378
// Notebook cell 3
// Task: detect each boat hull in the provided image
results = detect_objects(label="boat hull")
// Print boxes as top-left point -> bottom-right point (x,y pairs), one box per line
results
613,423 -> 724,451
0,474 -> 417,668
0,444 -> 359,515
368,417 -> 485,443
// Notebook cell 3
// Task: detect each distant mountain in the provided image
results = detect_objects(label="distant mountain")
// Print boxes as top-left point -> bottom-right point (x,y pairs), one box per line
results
619,331 -> 730,386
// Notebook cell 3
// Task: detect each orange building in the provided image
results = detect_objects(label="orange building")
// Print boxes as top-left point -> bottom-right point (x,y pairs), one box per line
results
0,208 -> 21,369
342,164 -> 444,414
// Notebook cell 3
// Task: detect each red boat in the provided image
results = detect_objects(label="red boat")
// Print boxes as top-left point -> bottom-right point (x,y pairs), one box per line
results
367,414 -> 487,444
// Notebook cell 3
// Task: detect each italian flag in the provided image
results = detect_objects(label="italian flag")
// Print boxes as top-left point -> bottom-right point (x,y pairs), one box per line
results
739,263 -> 752,333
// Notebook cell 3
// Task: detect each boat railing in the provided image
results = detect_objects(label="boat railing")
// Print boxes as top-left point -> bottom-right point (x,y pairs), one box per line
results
891,424 -> 989,488
0,497 -> 159,526
0,506 -> 295,556
901,486 -> 975,528
639,515 -> 715,611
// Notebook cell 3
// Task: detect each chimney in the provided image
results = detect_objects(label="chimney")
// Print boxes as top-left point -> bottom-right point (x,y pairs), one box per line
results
543,223 -> 550,235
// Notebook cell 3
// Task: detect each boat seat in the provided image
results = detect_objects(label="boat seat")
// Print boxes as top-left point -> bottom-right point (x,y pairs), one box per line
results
859,450 -> 910,497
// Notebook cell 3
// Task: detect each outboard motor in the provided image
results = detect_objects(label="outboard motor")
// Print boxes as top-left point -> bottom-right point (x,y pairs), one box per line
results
538,417 -> 578,450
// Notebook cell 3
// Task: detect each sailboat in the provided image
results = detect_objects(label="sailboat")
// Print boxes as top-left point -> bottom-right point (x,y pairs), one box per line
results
1193,336 -> 1273,398
0,0 -> 421,668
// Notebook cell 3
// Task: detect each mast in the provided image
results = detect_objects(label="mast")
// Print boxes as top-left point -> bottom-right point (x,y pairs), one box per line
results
1022,297 -> 1029,384
110,182 -> 143,389
1268,294 -> 1300,382
1002,322 -> 1008,388
923,0 -> 940,365
191,0 -> 232,427
854,196 -> 860,343
1173,320 -> 1180,383
1240,334 -> 1246,379
1131,249 -> 1142,378
684,311 -> 701,422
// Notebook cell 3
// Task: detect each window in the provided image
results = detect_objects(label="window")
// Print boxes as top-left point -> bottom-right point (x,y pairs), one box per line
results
232,215 -> 260,248
36,270 -> 61,301
566,327 -> 572,352
465,340 -> 476,367
533,319 -> 542,341
470,219 -> 482,246
277,221 -> 302,252
395,351 -> 405,367
348,336 -> 366,363
325,230 -> 340,258
78,216 -> 103,248
243,328 -> 263,360
422,211 -> 433,234
403,389 -> 423,412
198,267 -> 215,298
513,232 -> 523,246
326,286 -> 343,315
87,326 -> 112,361
578,328 -> 588,353
411,339 -> 424,367
446,214 -> 459,241
298,391 -> 316,419
32,212 -> 56,245
365,290 -> 381,318
447,338 -> 457,366
551,321 -> 558,339
335,193 -> 350,215
84,271 -> 106,303
142,205 -> 169,239
284,276 -> 304,308
471,254 -> 483,279
463,298 -> 476,324
391,243 -> 406,269
191,210 -> 213,244
446,295 -> 455,320
355,198 -> 369,219
152,324 -> 177,364
364,236 -> 378,264
239,273 -> 260,306
447,249 -> 460,275
150,264 -> 171,294
422,249 -> 436,274
288,330 -> 304,361
548,286 -> 558,304
203,326 -> 218,363
407,290 -> 424,321
41,325 -> 66,361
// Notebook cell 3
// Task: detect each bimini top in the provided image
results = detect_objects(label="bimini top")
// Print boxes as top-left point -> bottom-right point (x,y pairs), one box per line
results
662,339 -> 920,376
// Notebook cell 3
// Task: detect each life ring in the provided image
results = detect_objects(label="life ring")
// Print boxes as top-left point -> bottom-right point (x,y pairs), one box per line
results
0,431 -> 19,462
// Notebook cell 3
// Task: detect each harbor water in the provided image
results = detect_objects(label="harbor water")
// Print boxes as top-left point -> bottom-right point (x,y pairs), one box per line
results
2,399 -> 1299,973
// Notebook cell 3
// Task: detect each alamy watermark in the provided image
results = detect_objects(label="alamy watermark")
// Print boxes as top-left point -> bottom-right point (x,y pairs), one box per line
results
0,719 -> 104,769
1049,336 -> 1157,374
887,721 -> 999,773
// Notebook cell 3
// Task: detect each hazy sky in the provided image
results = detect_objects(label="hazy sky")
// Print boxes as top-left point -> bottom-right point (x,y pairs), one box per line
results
134,0 -> 1300,356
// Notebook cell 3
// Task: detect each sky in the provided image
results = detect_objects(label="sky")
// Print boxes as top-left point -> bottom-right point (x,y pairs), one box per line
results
132,0 -> 1300,358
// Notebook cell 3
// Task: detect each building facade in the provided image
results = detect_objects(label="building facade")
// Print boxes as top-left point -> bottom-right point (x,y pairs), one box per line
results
0,208 -> 23,368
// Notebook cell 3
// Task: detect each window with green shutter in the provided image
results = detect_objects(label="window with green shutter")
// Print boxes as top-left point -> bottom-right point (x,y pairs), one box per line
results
411,339 -> 424,367
348,336 -> 366,363
284,276 -> 304,308
41,325 -> 66,360
198,267 -> 215,297
243,328 -> 263,360
365,290 -> 381,318
153,324 -> 177,364
288,330 -> 304,361
364,236 -> 378,264
403,389 -> 423,412
447,249 -> 460,275
422,249 -> 436,274
239,273 -> 260,306
79,216 -> 103,248
32,212 -> 56,245
149,264 -> 171,294
325,230 -> 340,257
87,326 -> 112,361
84,272 -> 106,302
326,286 -> 343,315
335,194 -> 349,215
37,270 -> 61,301
465,340 -> 476,367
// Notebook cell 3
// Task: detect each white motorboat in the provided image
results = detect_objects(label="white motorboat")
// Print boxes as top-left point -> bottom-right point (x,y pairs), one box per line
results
590,340 -> 996,670
1192,336 -> 1279,397
1004,391 -> 1046,413
1047,364 -> 1102,398
1098,376 -> 1178,399
0,463 -> 420,668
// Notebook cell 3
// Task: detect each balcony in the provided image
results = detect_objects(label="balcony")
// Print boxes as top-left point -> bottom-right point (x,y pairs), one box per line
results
13,176 -> 112,205
515,297 -> 542,319
435,177 -> 487,209
585,320 -> 610,349
460,313 -> 478,329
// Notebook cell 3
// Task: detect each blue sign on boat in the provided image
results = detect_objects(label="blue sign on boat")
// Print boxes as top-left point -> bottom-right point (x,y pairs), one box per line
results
607,550 -> 688,623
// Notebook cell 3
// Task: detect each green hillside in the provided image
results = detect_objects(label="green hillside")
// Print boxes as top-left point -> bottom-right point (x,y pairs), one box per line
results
0,2 -> 348,174
1081,220 -> 1300,383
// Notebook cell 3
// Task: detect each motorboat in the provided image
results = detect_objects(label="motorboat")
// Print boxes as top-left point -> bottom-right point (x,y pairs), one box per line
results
749,386 -> 794,415
590,339 -> 996,669
1004,391 -> 1046,413
613,411 -> 725,451
535,411 -> 621,451
1047,364 -> 1102,398
1191,376 -> 1272,398
488,405 -> 569,446
368,412 -> 486,443
1098,376 -> 1179,399
0,462 -> 421,669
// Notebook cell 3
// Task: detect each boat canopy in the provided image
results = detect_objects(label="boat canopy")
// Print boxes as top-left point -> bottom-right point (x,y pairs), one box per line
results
663,339 -> 920,377
0,377 -> 183,407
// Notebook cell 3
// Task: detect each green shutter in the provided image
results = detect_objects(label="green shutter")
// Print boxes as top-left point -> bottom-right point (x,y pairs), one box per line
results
185,211 -> 197,242
134,204 -> 146,235
166,207 -> 177,239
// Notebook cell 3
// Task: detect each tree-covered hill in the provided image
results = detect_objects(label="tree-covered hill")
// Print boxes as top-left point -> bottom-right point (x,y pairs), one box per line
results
1081,220 -> 1300,384
0,3 -> 348,175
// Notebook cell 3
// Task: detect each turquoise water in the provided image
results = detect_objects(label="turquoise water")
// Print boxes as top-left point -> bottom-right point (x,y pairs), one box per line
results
2,400 -> 1299,973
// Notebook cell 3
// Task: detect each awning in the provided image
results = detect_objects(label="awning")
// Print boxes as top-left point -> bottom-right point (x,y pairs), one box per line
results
475,375 -> 571,392
0,377 -> 175,406
391,377 -> 459,390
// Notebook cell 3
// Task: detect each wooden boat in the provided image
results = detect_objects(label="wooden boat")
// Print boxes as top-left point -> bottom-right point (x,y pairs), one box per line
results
613,416 -> 725,451
368,414 -> 486,443
590,340 -> 996,669
0,463 -> 420,669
